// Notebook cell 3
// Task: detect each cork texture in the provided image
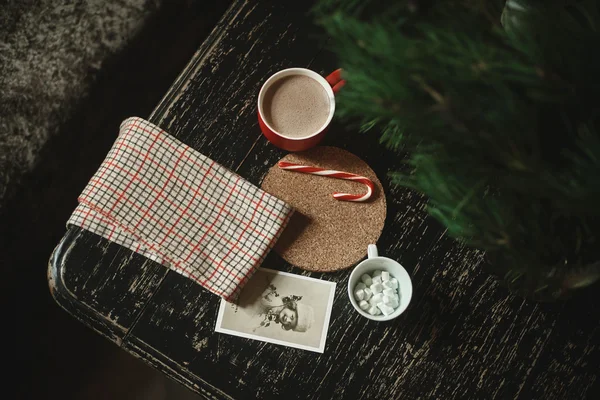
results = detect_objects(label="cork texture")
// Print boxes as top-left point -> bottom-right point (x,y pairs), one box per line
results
261,146 -> 386,272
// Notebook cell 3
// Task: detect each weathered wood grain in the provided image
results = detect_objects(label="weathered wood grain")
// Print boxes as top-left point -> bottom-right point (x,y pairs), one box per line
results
149,0 -> 326,169
48,0 -> 325,343
48,0 -> 600,399
48,228 -> 168,343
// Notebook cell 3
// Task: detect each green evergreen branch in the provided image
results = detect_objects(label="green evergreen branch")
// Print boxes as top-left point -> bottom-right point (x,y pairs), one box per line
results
316,0 -> 600,299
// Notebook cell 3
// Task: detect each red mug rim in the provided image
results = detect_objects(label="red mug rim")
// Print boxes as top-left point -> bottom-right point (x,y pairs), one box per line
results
257,68 -> 336,141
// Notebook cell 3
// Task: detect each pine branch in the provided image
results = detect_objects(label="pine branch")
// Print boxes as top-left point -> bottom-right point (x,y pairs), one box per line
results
315,0 -> 600,299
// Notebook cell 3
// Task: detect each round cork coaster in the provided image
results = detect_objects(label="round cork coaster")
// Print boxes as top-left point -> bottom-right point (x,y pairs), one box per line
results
261,146 -> 386,272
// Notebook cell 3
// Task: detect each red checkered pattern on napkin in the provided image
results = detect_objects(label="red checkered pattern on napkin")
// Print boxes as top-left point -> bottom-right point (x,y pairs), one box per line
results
68,117 -> 293,301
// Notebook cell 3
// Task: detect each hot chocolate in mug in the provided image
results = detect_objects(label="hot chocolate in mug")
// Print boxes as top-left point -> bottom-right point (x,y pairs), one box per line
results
257,68 -> 345,152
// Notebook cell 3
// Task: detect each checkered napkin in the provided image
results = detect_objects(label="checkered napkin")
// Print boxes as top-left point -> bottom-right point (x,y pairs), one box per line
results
68,117 -> 293,301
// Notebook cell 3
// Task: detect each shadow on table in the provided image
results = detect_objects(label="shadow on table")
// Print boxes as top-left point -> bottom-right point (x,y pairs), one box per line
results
2,0 -> 231,398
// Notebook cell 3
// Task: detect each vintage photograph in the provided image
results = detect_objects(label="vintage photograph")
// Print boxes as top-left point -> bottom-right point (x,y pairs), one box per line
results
215,268 -> 336,353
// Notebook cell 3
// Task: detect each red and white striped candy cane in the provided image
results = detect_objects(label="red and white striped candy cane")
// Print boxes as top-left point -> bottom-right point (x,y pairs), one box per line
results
278,161 -> 374,202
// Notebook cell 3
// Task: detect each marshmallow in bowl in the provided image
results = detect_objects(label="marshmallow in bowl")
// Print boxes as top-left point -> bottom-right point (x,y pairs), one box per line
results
383,295 -> 399,308
354,289 -> 365,301
367,305 -> 381,316
377,303 -> 395,316
370,282 -> 383,294
382,280 -> 394,290
361,274 -> 373,287
354,270 -> 401,316
369,293 -> 383,306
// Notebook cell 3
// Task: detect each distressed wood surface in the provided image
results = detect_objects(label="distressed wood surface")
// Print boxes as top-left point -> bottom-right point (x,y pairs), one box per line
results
48,1 -> 600,399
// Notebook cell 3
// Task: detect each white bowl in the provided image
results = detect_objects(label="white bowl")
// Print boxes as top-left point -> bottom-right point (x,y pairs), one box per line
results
348,245 -> 412,321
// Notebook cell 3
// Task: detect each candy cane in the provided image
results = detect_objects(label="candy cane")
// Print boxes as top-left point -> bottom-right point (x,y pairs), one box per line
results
278,161 -> 374,202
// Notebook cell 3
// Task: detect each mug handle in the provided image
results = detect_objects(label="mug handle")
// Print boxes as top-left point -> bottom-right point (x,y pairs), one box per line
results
325,68 -> 346,94
367,244 -> 378,259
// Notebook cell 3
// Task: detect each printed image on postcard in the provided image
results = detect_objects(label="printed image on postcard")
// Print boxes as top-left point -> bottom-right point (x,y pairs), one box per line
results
215,268 -> 336,353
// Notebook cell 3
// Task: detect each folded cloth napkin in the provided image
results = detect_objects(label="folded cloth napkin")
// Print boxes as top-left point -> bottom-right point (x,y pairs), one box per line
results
68,117 -> 293,301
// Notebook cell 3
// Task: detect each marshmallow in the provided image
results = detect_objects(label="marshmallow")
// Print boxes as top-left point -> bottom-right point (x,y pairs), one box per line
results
355,271 -> 401,316
377,303 -> 395,316
383,295 -> 399,308
354,289 -> 365,301
381,271 -> 390,281
369,293 -> 383,306
370,282 -> 383,294
361,274 -> 373,286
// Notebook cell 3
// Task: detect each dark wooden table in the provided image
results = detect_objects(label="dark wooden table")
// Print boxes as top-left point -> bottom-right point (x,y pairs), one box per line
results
48,1 -> 600,399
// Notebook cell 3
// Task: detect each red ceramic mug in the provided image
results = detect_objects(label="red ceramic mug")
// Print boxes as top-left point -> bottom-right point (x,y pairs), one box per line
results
257,68 -> 345,152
